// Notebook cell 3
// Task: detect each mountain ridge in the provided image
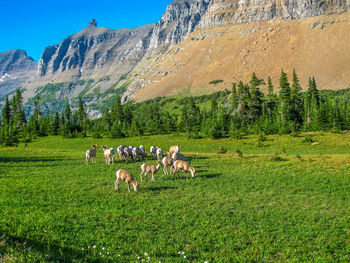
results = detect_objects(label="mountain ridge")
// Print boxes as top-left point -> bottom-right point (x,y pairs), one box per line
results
1,0 -> 350,116
0,49 -> 37,98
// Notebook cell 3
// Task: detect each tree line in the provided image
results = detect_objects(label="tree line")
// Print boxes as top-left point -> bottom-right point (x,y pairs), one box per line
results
1,70 -> 350,146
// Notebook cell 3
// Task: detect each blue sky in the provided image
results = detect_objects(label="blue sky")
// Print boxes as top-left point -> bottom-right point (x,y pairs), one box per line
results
0,0 -> 173,61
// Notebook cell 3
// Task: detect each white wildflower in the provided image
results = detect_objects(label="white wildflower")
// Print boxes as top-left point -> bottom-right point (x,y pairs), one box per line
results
102,247 -> 105,250
182,251 -> 185,254
184,255 -> 186,258
93,245 -> 96,249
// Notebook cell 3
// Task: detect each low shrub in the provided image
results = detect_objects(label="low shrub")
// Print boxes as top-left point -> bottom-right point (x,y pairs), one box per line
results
235,148 -> 243,158
217,147 -> 227,154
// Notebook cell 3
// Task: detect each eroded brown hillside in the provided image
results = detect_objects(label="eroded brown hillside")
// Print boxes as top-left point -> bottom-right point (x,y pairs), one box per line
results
128,13 -> 350,102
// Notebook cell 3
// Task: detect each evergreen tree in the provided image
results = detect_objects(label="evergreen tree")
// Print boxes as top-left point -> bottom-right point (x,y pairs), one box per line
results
1,96 -> 12,125
279,71 -> 291,102
111,96 -> 124,124
62,103 -> 72,137
248,83 -> 263,120
77,98 -> 86,132
308,76 -> 319,104
12,89 -> 27,130
103,107 -> 111,135
266,76 -> 277,117
187,98 -> 201,137
249,72 -> 265,87
290,70 -> 303,129
231,83 -> 239,113
267,76 -> 274,97
278,70 -> 292,132
52,111 -> 60,135
111,121 -> 125,138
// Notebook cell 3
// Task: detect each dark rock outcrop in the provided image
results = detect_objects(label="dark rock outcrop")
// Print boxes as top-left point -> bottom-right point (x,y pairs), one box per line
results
88,18 -> 97,27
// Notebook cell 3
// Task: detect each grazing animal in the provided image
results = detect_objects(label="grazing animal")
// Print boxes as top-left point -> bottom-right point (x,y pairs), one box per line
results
169,145 -> 180,156
117,145 -> 127,160
161,156 -> 174,175
156,147 -> 163,161
115,169 -> 139,192
140,145 -> 146,158
123,146 -> 134,162
102,145 -> 115,165
172,160 -> 196,180
172,152 -> 186,162
85,144 -> 98,165
133,146 -> 145,161
150,146 -> 157,159
140,162 -> 161,181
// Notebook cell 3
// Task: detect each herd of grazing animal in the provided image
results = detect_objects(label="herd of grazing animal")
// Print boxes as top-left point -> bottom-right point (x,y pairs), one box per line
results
85,144 -> 197,192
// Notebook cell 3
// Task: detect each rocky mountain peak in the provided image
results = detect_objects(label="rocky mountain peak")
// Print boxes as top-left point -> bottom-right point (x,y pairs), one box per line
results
0,49 -> 37,98
88,18 -> 97,27
148,0 -> 211,50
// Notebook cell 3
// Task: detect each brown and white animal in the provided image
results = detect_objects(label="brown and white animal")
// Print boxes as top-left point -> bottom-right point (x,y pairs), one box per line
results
85,144 -> 98,165
161,156 -> 173,175
102,146 -> 115,165
150,146 -> 157,159
156,147 -> 163,161
172,160 -> 196,180
169,145 -> 180,156
115,169 -> 139,192
140,162 -> 161,181
172,152 -> 186,162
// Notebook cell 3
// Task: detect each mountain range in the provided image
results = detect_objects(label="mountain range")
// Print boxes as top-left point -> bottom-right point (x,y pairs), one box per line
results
1,0 -> 350,116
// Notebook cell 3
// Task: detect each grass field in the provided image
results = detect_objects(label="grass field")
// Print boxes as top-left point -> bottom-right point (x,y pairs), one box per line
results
0,132 -> 350,262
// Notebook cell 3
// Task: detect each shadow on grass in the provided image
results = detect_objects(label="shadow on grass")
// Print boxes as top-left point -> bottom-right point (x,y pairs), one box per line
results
257,144 -> 271,147
1,233 -> 103,262
189,156 -> 209,160
200,173 -> 221,179
146,186 -> 178,191
0,157 -> 65,163
196,169 -> 209,173
194,165 -> 209,169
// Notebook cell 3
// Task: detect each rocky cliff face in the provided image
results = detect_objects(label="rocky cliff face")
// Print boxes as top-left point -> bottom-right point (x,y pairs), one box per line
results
198,0 -> 350,28
0,49 -> 37,98
148,0 -> 211,50
38,19 -> 153,80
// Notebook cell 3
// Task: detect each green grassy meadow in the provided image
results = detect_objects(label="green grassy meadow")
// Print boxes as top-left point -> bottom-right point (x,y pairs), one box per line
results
0,132 -> 350,262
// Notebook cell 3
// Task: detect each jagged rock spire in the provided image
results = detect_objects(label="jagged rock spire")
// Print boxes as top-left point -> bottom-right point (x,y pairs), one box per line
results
88,18 -> 97,27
